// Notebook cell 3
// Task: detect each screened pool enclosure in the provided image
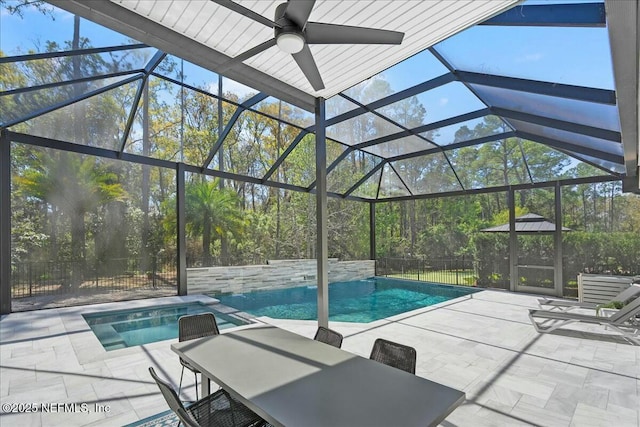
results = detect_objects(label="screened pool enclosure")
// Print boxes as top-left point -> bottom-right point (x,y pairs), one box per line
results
1,0 -> 638,319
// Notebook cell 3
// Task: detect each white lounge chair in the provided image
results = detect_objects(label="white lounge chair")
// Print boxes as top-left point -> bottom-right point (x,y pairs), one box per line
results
538,283 -> 640,311
529,296 -> 640,345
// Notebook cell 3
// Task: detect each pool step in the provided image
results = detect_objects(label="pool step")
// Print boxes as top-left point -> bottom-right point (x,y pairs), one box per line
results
217,318 -> 237,329
106,310 -> 246,331
108,313 -> 181,329
92,324 -> 126,348
87,306 -> 249,351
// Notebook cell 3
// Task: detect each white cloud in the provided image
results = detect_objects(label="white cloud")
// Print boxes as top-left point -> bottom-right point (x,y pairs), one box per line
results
439,98 -> 449,106
222,78 -> 260,101
205,81 -> 219,95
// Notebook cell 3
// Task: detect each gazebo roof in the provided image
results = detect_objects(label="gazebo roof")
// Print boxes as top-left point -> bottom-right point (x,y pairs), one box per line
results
481,213 -> 571,233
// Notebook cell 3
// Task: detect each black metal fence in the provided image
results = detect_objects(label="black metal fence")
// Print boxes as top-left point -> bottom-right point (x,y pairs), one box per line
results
11,258 -> 177,298
376,257 -> 477,286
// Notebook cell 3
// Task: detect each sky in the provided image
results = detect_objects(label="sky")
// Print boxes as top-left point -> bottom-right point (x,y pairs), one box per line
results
0,3 -> 257,99
0,0 -> 617,172
2,0 -> 615,101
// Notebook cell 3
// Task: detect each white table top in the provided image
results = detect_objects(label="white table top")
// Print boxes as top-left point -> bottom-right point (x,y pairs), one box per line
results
171,325 -> 465,427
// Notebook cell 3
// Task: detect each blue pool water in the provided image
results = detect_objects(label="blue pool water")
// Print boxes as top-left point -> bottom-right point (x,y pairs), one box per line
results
83,302 -> 249,351
217,277 -> 479,323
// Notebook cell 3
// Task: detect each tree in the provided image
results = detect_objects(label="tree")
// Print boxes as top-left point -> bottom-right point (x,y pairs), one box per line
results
185,179 -> 244,266
15,150 -> 126,285
0,0 -> 53,18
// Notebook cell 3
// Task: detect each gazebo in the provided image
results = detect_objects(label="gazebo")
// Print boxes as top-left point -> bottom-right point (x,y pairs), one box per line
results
481,213 -> 571,234
482,213 -> 572,295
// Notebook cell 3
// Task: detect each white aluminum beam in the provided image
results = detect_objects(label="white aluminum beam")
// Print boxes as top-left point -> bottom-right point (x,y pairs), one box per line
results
605,0 -> 639,180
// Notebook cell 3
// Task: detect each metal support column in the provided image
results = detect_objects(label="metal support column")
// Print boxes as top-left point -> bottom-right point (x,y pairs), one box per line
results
0,133 -> 11,314
508,187 -> 517,292
176,162 -> 187,296
315,97 -> 329,328
554,182 -> 563,297
369,203 -> 376,261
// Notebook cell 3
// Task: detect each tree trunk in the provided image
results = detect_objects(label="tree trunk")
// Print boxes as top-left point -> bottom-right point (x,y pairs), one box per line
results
275,188 -> 281,259
69,15 -> 85,291
409,200 -> 416,254
203,215 -> 212,266
609,183 -> 614,232
581,188 -> 588,230
306,196 -> 313,258
141,81 -> 151,271
592,184 -> 597,230
70,208 -> 85,291
50,204 -> 59,261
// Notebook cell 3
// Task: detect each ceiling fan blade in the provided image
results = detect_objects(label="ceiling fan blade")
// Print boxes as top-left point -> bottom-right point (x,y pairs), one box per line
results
292,44 -> 324,91
218,39 -> 277,72
283,0 -> 316,29
210,0 -> 280,28
305,22 -> 404,45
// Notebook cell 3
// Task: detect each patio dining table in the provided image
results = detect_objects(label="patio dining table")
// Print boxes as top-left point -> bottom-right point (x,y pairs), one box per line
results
171,325 -> 465,427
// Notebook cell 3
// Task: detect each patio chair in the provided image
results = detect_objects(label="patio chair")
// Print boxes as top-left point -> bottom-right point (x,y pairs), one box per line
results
529,296 -> 640,345
149,367 -> 264,427
179,313 -> 220,401
369,338 -> 417,374
313,326 -> 343,348
538,283 -> 640,311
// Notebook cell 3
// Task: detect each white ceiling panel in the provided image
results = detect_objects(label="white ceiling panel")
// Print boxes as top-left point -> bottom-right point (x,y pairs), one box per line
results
83,0 -> 521,102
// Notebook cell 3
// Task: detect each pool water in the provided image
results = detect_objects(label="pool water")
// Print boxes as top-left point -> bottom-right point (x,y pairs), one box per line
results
217,277 -> 479,323
83,302 -> 249,351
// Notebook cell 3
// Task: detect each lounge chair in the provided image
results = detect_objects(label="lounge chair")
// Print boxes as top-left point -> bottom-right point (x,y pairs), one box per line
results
529,296 -> 640,345
538,283 -> 640,311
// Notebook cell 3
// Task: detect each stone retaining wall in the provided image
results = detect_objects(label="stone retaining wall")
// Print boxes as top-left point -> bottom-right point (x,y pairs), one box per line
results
187,259 -> 375,294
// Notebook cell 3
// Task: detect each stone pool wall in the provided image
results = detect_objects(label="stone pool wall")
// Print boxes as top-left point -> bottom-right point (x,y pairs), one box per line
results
187,259 -> 375,294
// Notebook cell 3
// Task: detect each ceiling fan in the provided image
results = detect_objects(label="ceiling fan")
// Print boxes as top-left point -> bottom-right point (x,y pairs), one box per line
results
213,0 -> 405,91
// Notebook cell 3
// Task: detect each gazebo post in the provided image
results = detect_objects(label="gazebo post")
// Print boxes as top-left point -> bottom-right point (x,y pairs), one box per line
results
554,182 -> 563,297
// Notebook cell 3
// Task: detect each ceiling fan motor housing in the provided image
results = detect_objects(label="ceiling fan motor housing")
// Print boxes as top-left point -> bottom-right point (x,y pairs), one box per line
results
274,3 -> 305,53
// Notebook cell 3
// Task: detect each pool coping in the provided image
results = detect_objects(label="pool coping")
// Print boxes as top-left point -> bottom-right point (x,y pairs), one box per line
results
7,286 -> 481,367
214,277 -> 480,325
52,295 -> 261,365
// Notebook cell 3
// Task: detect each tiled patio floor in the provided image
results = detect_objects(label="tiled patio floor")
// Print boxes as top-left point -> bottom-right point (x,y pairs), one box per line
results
1,290 -> 638,426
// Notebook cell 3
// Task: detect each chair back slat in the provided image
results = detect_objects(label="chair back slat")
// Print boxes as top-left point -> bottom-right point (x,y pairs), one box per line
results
614,284 -> 640,304
369,338 -> 417,374
611,296 -> 640,323
314,326 -> 343,348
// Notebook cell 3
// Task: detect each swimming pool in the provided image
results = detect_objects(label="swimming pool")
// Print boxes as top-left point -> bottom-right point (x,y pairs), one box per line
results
217,277 -> 479,323
83,302 -> 250,351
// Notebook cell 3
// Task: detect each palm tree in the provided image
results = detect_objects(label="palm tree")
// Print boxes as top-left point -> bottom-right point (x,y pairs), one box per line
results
15,150 -> 126,287
185,179 -> 244,266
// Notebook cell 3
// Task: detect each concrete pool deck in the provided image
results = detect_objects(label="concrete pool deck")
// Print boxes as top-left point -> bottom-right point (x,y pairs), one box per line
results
0,290 -> 638,426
